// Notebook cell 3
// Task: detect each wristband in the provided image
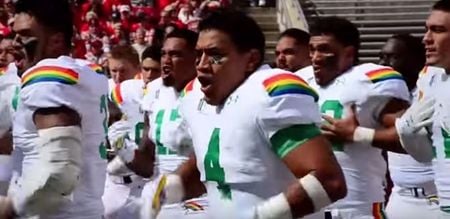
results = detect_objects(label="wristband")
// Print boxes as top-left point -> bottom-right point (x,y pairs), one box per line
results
353,127 -> 375,143
256,193 -> 292,219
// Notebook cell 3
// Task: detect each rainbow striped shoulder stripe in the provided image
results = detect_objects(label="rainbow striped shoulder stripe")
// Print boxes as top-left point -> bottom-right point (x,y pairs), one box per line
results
180,79 -> 194,97
183,200 -> 205,212
21,66 -> 79,88
111,83 -> 124,106
263,73 -> 318,102
88,63 -> 104,75
366,67 -> 403,83
0,67 -> 6,76
419,66 -> 428,77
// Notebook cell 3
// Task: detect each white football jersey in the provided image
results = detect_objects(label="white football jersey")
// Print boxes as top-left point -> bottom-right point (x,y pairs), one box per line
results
141,78 -> 192,175
0,63 -> 20,135
108,78 -> 116,94
12,56 -> 109,218
110,79 -> 146,145
299,63 -> 410,208
180,65 -> 321,218
388,86 -> 434,189
416,66 -> 450,209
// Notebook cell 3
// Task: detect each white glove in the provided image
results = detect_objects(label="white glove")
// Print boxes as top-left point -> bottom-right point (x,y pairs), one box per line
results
396,98 -> 435,134
106,136 -> 137,176
396,98 -> 435,162
106,156 -> 133,176
108,120 -> 131,148
140,175 -> 184,219
108,120 -> 137,164
253,193 -> 292,219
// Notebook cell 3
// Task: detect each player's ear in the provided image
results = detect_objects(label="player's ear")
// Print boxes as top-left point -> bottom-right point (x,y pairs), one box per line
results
47,32 -> 66,54
245,49 -> 261,73
343,46 -> 356,63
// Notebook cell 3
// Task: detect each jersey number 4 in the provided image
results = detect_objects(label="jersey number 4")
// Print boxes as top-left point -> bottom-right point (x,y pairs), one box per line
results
320,100 -> 344,151
204,128 -> 231,200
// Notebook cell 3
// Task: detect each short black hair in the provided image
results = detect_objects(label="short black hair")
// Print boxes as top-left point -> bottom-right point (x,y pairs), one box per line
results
165,28 -> 198,50
15,0 -> 73,48
141,45 -> 162,62
433,0 -> 450,12
198,9 -> 265,66
279,28 -> 310,46
310,16 -> 360,64
390,34 -> 425,64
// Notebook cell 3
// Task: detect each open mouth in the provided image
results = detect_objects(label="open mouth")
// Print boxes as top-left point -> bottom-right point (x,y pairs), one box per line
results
197,74 -> 213,94
312,65 -> 322,74
161,66 -> 172,79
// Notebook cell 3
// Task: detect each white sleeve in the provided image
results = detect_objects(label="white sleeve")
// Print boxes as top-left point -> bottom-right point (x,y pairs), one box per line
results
358,73 -> 410,125
256,73 -> 322,157
20,81 -> 81,115
256,73 -> 321,139
0,84 -> 16,136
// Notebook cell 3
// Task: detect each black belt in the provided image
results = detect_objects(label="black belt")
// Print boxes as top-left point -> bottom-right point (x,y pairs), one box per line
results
325,211 -> 332,219
123,175 -> 132,184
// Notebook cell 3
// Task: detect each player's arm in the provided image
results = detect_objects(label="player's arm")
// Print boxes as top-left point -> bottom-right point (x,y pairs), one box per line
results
372,98 -> 408,152
1,106 -> 83,218
321,101 -> 407,153
176,153 -> 206,200
140,153 -> 205,219
322,97 -> 435,161
254,73 -> 346,219
255,126 -> 346,219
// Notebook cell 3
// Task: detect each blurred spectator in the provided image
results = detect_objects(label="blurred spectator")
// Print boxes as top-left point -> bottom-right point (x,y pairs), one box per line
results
102,35 -> 112,53
103,0 -> 131,18
132,28 -> 148,58
147,27 -> 164,47
177,2 -> 194,24
118,4 -> 132,32
155,0 -> 171,12
85,39 -> 108,64
80,11 -> 107,41
3,0 -> 13,18
1,0 -> 229,63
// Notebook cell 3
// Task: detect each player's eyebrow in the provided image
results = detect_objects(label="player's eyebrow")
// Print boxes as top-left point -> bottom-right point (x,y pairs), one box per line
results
196,46 -> 225,55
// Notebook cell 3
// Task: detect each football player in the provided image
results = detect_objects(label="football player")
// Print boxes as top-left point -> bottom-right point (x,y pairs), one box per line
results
142,10 -> 346,219
103,45 -> 161,219
319,1 -> 450,218
304,17 -> 410,218
0,0 -> 109,218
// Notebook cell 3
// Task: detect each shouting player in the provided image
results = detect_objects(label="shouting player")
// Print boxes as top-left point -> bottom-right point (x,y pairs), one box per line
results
143,9 -> 346,219
0,0 -> 109,218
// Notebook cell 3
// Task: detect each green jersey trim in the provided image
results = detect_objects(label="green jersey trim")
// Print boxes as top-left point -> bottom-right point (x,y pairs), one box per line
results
270,124 -> 320,158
